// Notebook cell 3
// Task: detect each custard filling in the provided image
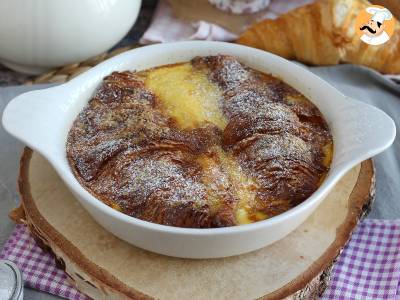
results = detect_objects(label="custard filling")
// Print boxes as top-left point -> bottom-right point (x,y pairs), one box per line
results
145,63 -> 227,130
67,55 -> 333,228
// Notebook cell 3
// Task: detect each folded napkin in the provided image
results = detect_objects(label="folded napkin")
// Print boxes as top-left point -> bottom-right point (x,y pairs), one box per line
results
140,0 -> 311,43
1,220 -> 399,299
140,0 -> 237,43
140,0 -> 400,84
322,220 -> 400,299
0,224 -> 88,300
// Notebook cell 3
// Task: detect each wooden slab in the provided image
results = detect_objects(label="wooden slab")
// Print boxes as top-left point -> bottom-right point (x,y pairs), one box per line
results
13,148 -> 375,299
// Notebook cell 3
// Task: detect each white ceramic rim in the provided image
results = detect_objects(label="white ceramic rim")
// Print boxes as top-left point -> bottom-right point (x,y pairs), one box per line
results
2,41 -> 396,237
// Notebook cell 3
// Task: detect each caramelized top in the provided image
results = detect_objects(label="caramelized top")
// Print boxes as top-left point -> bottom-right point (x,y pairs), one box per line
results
66,55 -> 333,228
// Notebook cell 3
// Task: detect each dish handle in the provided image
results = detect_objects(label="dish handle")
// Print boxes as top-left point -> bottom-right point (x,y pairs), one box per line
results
2,88 -> 69,157
332,98 -> 396,168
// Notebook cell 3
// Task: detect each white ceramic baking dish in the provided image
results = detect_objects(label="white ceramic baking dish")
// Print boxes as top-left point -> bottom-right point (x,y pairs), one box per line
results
2,42 -> 396,258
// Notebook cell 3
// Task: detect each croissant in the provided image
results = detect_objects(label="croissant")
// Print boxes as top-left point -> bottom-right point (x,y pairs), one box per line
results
237,0 -> 400,74
67,55 -> 333,228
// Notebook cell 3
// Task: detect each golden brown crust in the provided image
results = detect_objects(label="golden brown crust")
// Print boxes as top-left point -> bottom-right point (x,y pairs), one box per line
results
194,55 -> 332,217
19,149 -> 152,300
66,55 -> 333,227
17,148 -> 375,299
261,159 -> 375,300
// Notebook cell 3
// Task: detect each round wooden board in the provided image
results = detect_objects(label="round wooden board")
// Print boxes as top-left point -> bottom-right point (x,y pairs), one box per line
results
13,148 -> 375,300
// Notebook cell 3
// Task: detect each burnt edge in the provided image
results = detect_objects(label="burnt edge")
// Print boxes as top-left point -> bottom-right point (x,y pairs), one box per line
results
15,147 -> 375,300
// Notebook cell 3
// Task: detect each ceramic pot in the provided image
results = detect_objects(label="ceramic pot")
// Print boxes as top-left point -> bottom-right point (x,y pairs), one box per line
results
0,0 -> 141,74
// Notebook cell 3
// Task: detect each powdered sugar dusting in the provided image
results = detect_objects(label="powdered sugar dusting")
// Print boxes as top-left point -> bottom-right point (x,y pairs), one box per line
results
116,154 -> 206,206
252,133 -> 311,163
194,55 -> 332,215
66,56 -> 333,227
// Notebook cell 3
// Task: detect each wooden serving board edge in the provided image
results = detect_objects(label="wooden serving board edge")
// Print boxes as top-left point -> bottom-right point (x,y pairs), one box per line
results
11,148 -> 375,300
264,158 -> 375,300
16,148 -> 149,300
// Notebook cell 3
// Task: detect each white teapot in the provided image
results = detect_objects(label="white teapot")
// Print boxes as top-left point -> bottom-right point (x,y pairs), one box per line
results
0,0 -> 141,74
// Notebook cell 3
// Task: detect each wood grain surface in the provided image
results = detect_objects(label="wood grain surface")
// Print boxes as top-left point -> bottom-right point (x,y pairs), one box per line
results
13,148 -> 375,299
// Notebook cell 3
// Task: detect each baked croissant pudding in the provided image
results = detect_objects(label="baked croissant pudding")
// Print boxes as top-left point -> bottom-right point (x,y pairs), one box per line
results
66,55 -> 333,228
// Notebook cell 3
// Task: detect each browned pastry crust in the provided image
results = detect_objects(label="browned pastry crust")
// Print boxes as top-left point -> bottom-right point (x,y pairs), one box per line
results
67,55 -> 332,228
237,0 -> 400,74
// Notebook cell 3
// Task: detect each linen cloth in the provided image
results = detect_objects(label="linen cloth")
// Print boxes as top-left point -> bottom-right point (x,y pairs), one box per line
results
322,220 -> 400,299
139,0 -> 312,43
140,0 -> 400,83
0,224 -> 88,300
1,64 -> 400,299
1,221 -> 399,299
